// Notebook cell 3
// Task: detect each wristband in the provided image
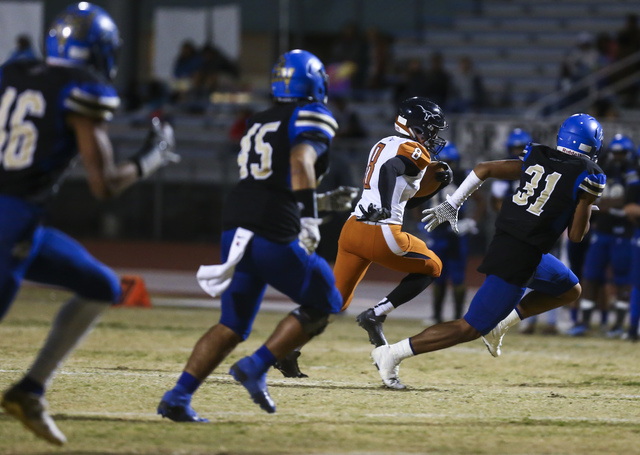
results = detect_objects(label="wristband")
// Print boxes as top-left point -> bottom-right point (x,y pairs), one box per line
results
294,189 -> 317,218
448,170 -> 485,209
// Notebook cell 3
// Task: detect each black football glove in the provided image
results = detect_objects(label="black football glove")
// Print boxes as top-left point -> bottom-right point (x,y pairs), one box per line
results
357,203 -> 391,222
434,161 -> 453,187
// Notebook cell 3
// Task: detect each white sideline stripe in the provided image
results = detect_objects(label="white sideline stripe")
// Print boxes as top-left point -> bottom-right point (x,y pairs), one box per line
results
22,409 -> 640,425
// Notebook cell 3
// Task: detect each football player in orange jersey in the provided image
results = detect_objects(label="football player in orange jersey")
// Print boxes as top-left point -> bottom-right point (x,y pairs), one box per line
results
332,97 -> 452,388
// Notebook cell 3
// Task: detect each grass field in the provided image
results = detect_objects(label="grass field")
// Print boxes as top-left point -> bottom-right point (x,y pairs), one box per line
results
1,287 -> 639,455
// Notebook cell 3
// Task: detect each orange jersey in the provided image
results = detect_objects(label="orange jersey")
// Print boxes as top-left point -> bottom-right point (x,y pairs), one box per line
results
353,136 -> 431,225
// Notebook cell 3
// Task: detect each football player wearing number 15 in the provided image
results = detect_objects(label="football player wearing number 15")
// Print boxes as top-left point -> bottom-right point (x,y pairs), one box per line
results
0,3 -> 179,446
370,113 -> 607,389
158,49 -> 346,420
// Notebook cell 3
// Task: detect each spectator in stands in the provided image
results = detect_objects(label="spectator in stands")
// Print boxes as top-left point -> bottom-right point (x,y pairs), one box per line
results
394,58 -> 429,106
331,96 -> 367,140
193,44 -> 240,96
614,13 -> 640,107
6,34 -> 37,63
555,32 -> 599,111
449,55 -> 486,113
423,51 -> 453,109
365,27 -> 392,91
171,41 -> 201,102
330,22 -> 369,92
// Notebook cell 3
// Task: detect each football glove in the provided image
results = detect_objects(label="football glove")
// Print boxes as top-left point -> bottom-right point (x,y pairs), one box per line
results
421,195 -> 460,233
299,217 -> 322,255
357,203 -> 391,222
131,117 -> 180,178
316,186 -> 359,212
434,162 -> 453,187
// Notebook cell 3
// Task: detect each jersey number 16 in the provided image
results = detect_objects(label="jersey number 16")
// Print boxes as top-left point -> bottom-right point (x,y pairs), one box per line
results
0,87 -> 46,171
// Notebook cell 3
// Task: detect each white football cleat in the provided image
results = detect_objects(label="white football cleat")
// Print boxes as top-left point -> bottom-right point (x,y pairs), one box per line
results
371,345 -> 406,390
482,321 -> 511,358
1,386 -> 67,446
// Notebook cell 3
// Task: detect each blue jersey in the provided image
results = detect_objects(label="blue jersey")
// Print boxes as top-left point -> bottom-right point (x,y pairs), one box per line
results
222,101 -> 338,243
592,158 -> 639,236
0,59 -> 119,205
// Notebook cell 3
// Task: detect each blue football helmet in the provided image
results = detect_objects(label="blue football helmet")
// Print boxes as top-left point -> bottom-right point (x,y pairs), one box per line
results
556,113 -> 604,161
271,49 -> 328,104
506,128 -> 533,151
607,134 -> 635,154
46,2 -> 120,80
438,141 -> 461,163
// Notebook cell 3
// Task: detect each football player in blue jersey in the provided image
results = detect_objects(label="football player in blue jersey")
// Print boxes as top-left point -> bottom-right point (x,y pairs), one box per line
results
158,49 -> 345,420
570,134 -> 639,337
423,141 -> 485,323
368,114 -> 606,388
0,3 -> 178,445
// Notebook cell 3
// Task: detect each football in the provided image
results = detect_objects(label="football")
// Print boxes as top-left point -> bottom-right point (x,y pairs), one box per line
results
413,161 -> 445,198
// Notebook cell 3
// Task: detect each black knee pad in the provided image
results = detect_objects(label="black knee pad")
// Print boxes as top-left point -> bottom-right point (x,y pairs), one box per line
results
290,307 -> 330,337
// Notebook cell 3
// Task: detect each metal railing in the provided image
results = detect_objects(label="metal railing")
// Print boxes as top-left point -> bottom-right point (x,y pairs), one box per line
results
525,49 -> 640,118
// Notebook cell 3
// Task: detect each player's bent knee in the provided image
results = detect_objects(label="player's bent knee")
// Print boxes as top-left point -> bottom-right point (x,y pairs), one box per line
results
290,307 -> 330,337
457,318 -> 481,342
562,283 -> 582,304
82,268 -> 121,304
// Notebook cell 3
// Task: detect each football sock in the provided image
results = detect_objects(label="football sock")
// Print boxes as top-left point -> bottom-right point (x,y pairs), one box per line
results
580,299 -> 595,326
453,284 -> 466,320
373,298 -> 394,317
600,309 -> 609,326
503,309 -> 522,330
250,345 -> 277,373
391,338 -> 415,361
432,284 -> 445,322
386,273 -> 435,309
17,377 -> 45,396
629,288 -> 640,334
570,307 -> 579,323
613,301 -> 629,328
174,371 -> 201,395
26,297 -> 108,388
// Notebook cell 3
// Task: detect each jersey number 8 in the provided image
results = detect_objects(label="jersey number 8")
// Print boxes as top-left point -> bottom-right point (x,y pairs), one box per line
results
0,87 -> 46,171
512,164 -> 562,216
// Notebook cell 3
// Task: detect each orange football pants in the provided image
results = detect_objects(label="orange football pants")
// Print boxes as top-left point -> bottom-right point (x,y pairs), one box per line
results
333,216 -> 442,311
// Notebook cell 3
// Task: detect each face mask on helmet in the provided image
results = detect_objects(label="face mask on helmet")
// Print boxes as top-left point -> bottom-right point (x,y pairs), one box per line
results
395,97 -> 448,155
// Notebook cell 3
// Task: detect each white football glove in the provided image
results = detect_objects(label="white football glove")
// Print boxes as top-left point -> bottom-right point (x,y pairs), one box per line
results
299,217 -> 322,255
316,186 -> 359,212
455,218 -> 478,236
133,117 -> 181,178
421,195 -> 460,233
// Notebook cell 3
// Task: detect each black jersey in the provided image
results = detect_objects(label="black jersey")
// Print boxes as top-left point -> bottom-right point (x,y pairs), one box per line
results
222,101 -> 338,243
590,158 -> 639,237
496,143 -> 606,253
0,59 -> 119,204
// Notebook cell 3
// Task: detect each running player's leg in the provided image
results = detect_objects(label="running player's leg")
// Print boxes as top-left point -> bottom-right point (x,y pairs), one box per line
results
159,228 -> 266,421
3,227 -> 120,445
230,236 -> 342,412
608,237 -> 632,336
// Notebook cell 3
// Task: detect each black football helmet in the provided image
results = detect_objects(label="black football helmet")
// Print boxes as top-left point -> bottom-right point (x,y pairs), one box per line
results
395,97 -> 448,155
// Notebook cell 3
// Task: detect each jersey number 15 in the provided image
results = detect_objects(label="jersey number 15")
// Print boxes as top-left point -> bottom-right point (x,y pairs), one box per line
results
0,87 -> 46,171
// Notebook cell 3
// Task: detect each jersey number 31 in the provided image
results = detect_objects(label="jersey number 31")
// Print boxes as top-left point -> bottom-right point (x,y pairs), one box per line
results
512,164 -> 562,216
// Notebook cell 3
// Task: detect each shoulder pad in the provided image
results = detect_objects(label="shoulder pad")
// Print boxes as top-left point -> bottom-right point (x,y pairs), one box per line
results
579,173 -> 606,197
294,102 -> 338,141
63,79 -> 120,121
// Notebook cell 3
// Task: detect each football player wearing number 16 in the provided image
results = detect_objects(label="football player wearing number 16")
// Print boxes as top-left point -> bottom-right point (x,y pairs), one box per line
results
370,113 -> 607,389
0,3 -> 179,446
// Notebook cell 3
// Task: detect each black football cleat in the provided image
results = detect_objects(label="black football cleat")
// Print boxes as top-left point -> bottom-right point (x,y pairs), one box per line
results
356,308 -> 388,347
274,351 -> 308,378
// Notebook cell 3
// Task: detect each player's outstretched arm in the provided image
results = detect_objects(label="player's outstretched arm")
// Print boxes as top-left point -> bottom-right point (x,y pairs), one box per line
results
568,192 -> 599,242
291,143 -> 322,254
70,115 -> 179,200
68,114 -> 138,199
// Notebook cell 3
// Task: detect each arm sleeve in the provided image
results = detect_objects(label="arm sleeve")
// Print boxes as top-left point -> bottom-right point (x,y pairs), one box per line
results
379,156 -> 418,210
292,103 -> 338,156
63,81 -> 120,121
578,173 -> 606,198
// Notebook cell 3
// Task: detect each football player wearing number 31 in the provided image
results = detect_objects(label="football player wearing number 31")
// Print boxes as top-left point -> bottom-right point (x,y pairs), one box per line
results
370,113 -> 607,389
0,3 -> 179,446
